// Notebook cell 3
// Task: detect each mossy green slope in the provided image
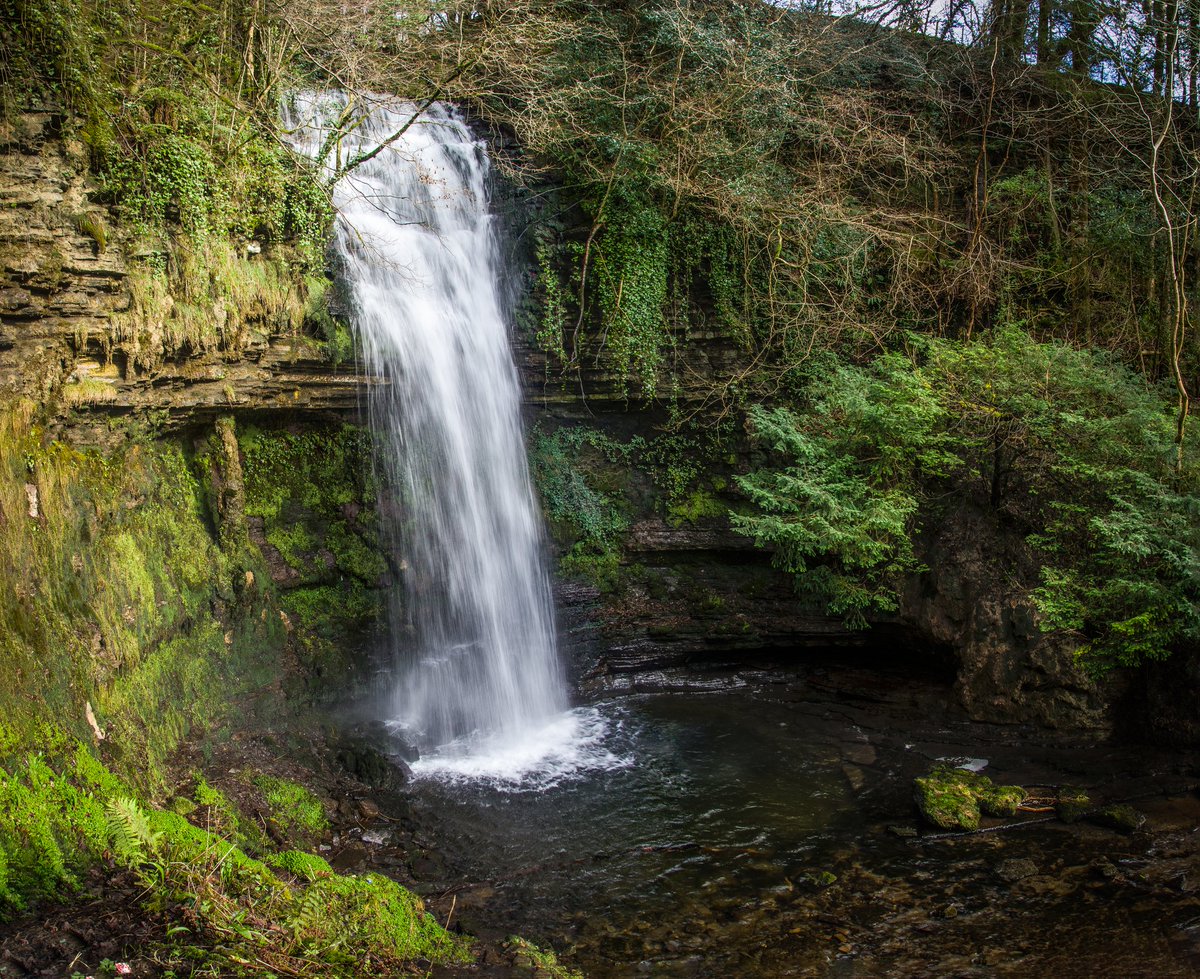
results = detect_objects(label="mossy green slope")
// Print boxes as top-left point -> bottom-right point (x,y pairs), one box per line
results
0,739 -> 469,973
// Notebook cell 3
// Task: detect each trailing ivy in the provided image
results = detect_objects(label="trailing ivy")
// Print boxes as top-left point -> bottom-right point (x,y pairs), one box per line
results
591,188 -> 672,396
530,426 -> 632,591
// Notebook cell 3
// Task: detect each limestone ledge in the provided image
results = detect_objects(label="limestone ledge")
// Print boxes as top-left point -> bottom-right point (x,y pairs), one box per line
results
0,112 -> 370,426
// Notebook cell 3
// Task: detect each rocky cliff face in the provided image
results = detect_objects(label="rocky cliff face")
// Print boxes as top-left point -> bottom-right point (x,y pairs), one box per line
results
499,164 -> 1112,732
0,112 -> 387,731
0,111 -> 366,435
899,503 -> 1113,730
0,112 -> 125,406
524,355 -> 1111,730
0,113 -> 1119,736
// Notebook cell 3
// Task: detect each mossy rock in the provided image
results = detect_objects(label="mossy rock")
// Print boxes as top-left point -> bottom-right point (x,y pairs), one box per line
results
169,795 -> 197,816
981,784 -> 1028,817
913,767 -> 983,831
913,765 -> 1027,831
1088,803 -> 1146,834
1055,786 -> 1090,824
252,774 -> 330,843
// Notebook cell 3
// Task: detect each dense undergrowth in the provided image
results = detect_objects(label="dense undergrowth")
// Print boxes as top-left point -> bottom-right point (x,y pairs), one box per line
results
0,732 -> 468,973
735,328 -> 1200,670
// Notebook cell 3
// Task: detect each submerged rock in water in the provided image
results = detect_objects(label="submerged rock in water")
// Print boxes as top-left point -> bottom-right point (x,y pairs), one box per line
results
887,824 -> 919,839
995,857 -> 1039,882
913,764 -> 1028,831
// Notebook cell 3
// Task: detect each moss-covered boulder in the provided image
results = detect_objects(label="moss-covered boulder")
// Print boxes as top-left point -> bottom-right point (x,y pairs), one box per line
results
914,767 -> 984,830
1089,803 -> 1146,834
913,765 -> 1028,831
981,785 -> 1027,818
1055,787 -> 1090,824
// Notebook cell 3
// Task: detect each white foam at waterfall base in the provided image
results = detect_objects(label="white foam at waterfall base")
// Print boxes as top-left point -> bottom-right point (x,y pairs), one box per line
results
285,91 -> 619,783
393,706 -> 634,792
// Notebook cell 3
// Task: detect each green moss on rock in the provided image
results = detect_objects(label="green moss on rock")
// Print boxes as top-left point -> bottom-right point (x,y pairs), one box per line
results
981,784 -> 1028,818
1090,803 -> 1147,834
0,413 -> 287,780
267,848 -> 335,881
252,773 -> 330,842
914,767 -> 984,831
326,520 -> 388,583
1056,786 -> 1091,824
665,486 -> 726,528
240,424 -> 374,523
913,765 -> 1027,831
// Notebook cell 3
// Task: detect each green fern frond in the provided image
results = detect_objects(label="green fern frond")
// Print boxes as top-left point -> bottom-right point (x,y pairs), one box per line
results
105,796 -> 161,867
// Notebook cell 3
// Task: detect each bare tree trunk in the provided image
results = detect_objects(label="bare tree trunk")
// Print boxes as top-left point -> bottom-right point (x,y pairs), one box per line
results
1036,0 -> 1053,63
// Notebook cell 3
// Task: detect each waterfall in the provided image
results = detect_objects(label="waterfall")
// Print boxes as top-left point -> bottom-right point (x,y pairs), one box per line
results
287,92 -> 610,782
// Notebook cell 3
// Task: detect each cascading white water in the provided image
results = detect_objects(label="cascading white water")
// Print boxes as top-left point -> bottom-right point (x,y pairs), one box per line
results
285,93 -> 625,784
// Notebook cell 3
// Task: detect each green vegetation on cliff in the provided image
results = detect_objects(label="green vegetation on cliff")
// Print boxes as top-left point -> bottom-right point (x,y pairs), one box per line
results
0,0 -> 1198,966
0,408 -> 279,774
239,424 -> 388,689
0,410 -> 461,971
2,0 -> 336,372
735,329 -> 1200,669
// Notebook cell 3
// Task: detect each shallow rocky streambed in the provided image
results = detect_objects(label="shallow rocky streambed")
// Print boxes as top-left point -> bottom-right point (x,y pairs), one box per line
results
335,660 -> 1200,977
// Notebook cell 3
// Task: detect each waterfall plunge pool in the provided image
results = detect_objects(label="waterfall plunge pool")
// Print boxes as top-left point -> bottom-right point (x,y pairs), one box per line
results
384,665 -> 1200,978
388,706 -> 632,790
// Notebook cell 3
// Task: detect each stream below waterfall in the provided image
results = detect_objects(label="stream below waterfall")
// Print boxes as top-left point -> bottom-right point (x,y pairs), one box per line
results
383,662 -> 1200,978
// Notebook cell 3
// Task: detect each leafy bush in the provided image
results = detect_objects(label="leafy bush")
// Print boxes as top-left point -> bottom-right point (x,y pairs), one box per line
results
734,403 -> 923,626
735,327 -> 1200,669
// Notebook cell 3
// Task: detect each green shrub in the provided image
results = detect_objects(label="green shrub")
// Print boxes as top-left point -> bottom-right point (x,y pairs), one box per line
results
735,327 -> 1200,667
